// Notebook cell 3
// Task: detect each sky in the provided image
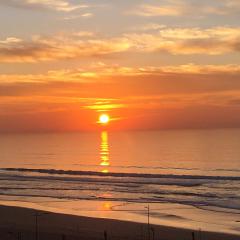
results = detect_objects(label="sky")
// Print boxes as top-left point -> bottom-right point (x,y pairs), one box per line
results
0,0 -> 240,132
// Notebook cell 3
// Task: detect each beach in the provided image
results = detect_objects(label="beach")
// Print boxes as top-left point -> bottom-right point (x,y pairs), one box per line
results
0,204 -> 239,240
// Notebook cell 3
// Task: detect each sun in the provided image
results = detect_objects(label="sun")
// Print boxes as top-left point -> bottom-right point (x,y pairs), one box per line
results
99,114 -> 110,124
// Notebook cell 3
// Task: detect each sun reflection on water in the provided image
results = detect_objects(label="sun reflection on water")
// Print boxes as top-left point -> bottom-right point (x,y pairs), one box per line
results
100,131 -> 110,173
102,202 -> 112,211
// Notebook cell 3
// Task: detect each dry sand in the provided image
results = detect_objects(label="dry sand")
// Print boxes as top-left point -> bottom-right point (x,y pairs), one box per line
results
0,205 -> 239,240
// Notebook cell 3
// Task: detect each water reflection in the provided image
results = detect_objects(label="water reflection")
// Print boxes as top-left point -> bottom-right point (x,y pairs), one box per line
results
100,131 -> 110,173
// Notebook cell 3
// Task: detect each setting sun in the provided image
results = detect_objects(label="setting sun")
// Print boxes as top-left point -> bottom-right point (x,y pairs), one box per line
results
99,114 -> 110,124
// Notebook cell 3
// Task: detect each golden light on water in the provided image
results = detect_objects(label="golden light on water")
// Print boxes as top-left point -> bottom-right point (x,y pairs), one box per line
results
103,202 -> 112,210
100,131 -> 110,173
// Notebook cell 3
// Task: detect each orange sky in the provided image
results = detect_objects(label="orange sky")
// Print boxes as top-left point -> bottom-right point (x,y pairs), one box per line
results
0,1 -> 240,132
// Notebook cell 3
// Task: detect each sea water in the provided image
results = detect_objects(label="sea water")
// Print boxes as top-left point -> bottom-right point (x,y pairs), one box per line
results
0,128 -> 239,234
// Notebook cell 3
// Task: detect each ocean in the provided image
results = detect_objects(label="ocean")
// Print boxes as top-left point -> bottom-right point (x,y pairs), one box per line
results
0,128 -> 239,234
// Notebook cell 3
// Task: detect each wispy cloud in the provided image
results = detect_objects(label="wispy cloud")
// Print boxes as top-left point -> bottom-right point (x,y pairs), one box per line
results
129,0 -> 240,17
1,63 -> 240,84
1,61 -> 240,131
1,63 -> 240,118
1,0 -> 88,12
129,23 -> 166,32
222,0 -> 240,14
1,26 -> 240,63
63,13 -> 94,20
129,2 -> 187,17
81,13 -> 93,18
125,26 -> 240,55
0,34 -> 131,63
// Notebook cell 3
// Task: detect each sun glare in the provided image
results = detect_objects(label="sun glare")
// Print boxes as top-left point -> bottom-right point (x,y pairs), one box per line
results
99,114 -> 110,124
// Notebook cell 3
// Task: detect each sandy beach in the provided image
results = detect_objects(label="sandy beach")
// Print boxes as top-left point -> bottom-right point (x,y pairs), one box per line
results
0,205 -> 239,240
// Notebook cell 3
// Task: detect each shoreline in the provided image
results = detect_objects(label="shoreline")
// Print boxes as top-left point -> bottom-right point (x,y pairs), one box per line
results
0,204 -> 239,240
1,197 -> 239,236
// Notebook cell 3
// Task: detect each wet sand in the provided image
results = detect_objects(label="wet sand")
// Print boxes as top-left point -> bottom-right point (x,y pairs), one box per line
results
0,205 -> 239,240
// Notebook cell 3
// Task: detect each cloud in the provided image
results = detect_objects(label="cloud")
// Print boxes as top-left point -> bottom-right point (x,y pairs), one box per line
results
1,63 -> 240,116
129,0 -> 240,17
0,34 -> 131,63
125,26 -> 240,55
0,63 -> 240,131
63,13 -> 93,20
0,0 -> 88,12
0,37 -> 23,44
81,13 -> 93,18
129,23 -> 166,32
0,26 -> 240,63
223,0 -> 240,14
129,2 -> 187,17
73,31 -> 95,37
1,63 -> 240,84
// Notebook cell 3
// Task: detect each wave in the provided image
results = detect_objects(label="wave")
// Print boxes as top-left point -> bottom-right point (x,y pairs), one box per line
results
1,168 -> 240,181
0,168 -> 239,213
0,172 -> 204,187
0,191 -> 239,212
22,163 -> 240,173
0,186 -> 238,201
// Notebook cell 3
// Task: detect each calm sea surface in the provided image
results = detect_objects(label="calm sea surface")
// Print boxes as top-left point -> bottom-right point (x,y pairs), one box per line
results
0,128 -> 240,234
